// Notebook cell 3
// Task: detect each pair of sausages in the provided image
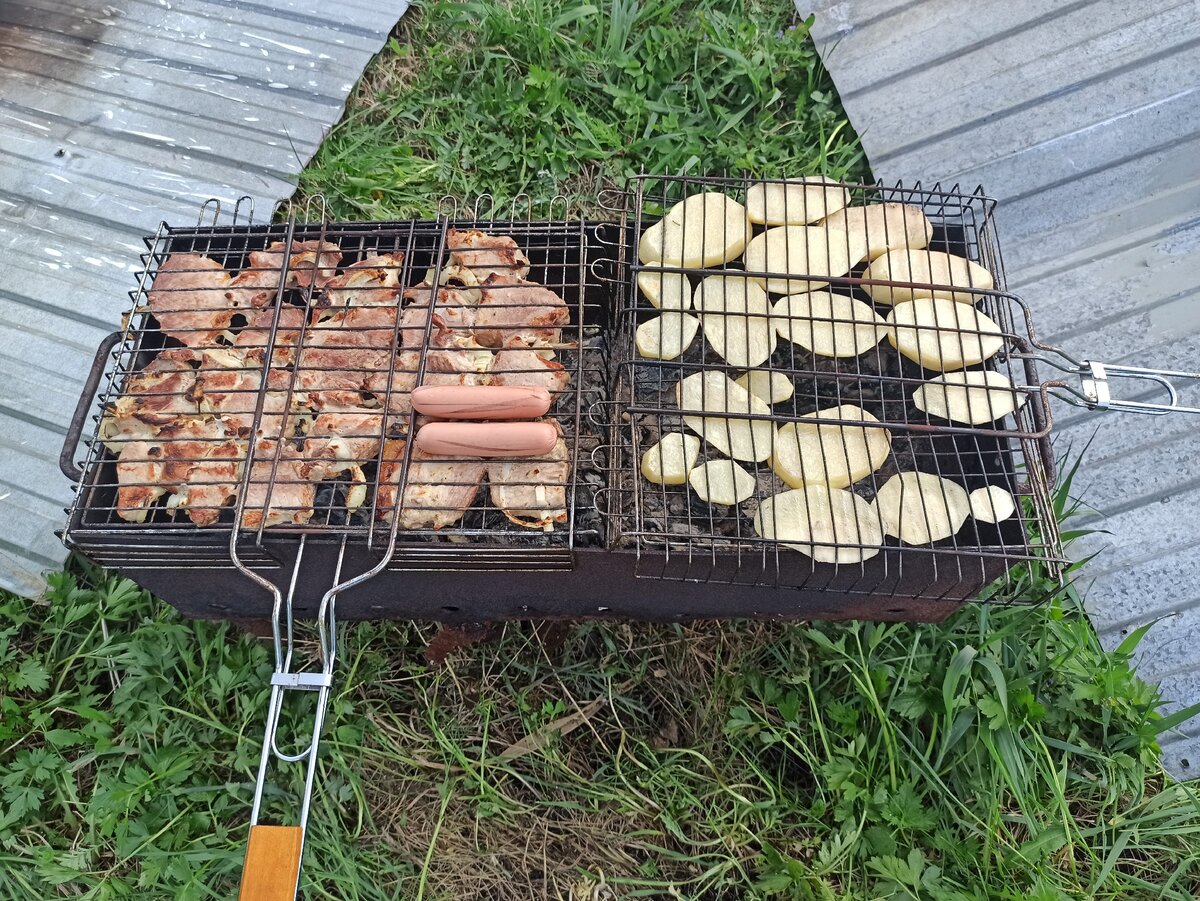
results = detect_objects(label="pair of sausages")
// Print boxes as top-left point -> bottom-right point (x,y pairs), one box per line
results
411,385 -> 557,457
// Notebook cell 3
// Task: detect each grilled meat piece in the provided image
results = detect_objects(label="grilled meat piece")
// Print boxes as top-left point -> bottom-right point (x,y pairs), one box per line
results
299,407 -> 388,481
315,254 -> 404,318
486,426 -> 569,529
146,253 -> 237,347
193,348 -> 295,439
247,240 -> 342,292
474,275 -> 569,350
232,305 -> 306,367
296,305 -> 398,409
376,439 -> 485,530
447,229 -> 531,282
158,419 -> 244,526
241,442 -> 316,529
488,349 -> 570,395
362,350 -> 419,415
116,441 -> 170,522
100,355 -> 202,451
225,267 -> 281,310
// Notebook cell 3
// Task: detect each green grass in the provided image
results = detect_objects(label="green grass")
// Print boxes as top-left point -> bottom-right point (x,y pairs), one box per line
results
4,546 -> 1200,899
5,0 -> 1200,898
294,0 -> 867,219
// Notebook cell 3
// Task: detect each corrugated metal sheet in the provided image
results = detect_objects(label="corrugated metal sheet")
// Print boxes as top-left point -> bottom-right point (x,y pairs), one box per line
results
0,0 -> 406,596
805,0 -> 1200,778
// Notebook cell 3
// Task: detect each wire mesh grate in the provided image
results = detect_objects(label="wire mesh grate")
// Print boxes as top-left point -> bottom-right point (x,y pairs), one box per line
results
65,212 -> 612,570
602,174 -> 1067,597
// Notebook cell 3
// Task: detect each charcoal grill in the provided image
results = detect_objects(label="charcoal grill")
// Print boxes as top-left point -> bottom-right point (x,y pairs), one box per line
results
57,178 -> 1200,898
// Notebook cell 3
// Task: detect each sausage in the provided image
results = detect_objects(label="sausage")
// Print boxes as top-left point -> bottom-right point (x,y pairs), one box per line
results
410,385 -> 552,420
414,422 -> 558,458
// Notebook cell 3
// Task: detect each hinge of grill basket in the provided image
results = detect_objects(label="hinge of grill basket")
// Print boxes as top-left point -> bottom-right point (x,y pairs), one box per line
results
1032,354 -> 1200,416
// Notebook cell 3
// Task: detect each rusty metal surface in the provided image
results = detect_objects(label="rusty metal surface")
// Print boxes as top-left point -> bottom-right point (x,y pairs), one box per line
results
0,0 -> 406,595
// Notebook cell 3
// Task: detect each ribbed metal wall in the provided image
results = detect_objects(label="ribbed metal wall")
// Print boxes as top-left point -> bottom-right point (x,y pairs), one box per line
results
0,0 -> 406,595
806,0 -> 1200,778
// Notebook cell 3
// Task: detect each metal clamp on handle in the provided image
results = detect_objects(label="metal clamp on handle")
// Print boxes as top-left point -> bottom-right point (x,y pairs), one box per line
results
1045,359 -> 1200,415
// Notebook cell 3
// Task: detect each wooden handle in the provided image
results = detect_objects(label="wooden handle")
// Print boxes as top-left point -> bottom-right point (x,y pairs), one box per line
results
239,825 -> 304,901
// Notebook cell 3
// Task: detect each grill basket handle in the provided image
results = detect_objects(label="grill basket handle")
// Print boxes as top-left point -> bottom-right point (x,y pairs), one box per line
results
60,331 -> 124,483
238,825 -> 304,901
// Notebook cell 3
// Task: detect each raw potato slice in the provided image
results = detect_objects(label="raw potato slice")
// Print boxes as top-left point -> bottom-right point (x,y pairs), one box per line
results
637,269 -> 692,310
689,459 -> 756,505
753,486 -> 883,564
772,291 -> 884,358
874,472 -> 971,545
743,226 -> 854,294
636,312 -> 701,360
746,178 -> 850,225
641,433 -> 702,485
638,193 -> 751,267
913,369 -> 1027,424
863,249 -> 994,305
969,485 -> 1017,523
772,404 -> 891,489
736,370 -> 794,404
677,371 -> 775,462
694,276 -> 775,368
822,202 -> 933,265
887,299 -> 1004,371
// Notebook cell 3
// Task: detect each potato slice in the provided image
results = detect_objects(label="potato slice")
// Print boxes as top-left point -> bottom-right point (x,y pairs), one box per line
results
887,299 -> 1004,371
863,249 -> 994,305
874,472 -> 971,545
636,312 -> 701,360
913,369 -> 1027,424
822,202 -> 933,266
694,275 -> 775,368
772,290 -> 884,358
969,485 -> 1017,524
735,370 -> 794,404
637,269 -> 692,310
677,371 -> 774,462
641,433 -> 702,486
771,404 -> 891,489
743,226 -> 854,294
753,486 -> 883,564
638,193 -> 751,267
689,459 -> 756,505
746,178 -> 850,225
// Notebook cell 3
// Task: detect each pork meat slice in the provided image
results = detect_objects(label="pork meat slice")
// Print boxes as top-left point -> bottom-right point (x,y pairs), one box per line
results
488,349 -> 570,395
315,254 -> 404,318
376,439 -> 485,530
447,229 -> 531,282
486,427 -> 569,529
241,441 -> 316,529
225,266 -> 281,310
232,305 -> 306,367
158,419 -> 245,526
299,407 -> 388,481
474,275 -> 569,350
296,305 -> 398,409
147,253 -> 236,347
193,348 -> 295,439
247,240 -> 342,292
362,350 -> 419,415
116,441 -> 170,522
100,355 -> 202,451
